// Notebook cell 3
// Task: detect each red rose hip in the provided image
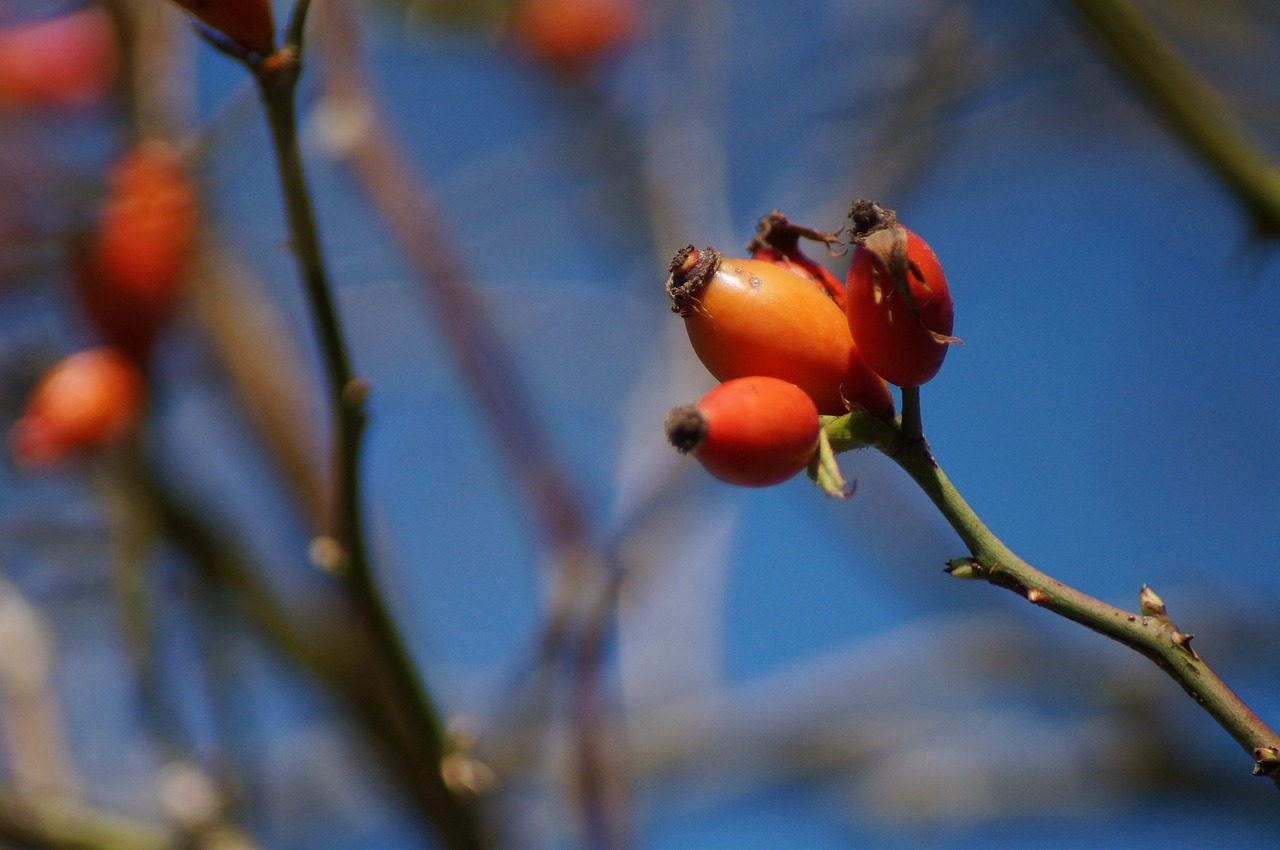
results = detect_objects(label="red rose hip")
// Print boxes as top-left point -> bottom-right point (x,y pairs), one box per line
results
512,0 -> 639,72
0,7 -> 118,108
844,200 -> 956,388
665,376 -> 820,487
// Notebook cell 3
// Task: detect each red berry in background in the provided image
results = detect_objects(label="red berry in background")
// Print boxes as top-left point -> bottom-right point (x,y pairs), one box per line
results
666,245 -> 893,418
746,210 -> 846,311
0,7 -> 118,108
10,347 -> 145,468
665,376 -> 820,488
512,0 -> 639,72
77,139 -> 198,362
844,200 -> 957,388
169,0 -> 276,56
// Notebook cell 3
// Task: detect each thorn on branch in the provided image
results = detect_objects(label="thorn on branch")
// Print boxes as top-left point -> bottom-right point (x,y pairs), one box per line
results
1171,630 -> 1200,660
1136,585 -> 1199,659
440,717 -> 496,797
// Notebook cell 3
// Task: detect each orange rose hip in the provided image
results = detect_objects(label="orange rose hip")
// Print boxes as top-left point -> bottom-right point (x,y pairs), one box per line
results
666,245 -> 892,418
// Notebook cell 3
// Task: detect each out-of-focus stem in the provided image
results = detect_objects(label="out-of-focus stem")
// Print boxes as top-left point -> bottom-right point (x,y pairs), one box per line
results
1066,0 -> 1280,236
0,790 -> 173,850
309,5 -> 627,845
136,464 -> 496,847
187,245 -> 327,525
245,13 -> 483,849
0,580 -> 80,797
252,48 -> 366,574
569,569 -> 631,850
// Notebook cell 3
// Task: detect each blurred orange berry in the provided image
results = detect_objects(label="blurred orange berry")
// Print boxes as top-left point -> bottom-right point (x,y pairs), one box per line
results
0,7 -> 118,108
512,0 -> 638,71
10,347 -> 145,468
169,0 -> 276,56
78,139 -> 198,361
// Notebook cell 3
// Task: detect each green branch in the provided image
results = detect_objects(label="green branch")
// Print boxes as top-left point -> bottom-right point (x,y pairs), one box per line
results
227,10 -> 484,849
251,40 -> 366,577
830,409 -> 1280,786
1066,0 -> 1280,236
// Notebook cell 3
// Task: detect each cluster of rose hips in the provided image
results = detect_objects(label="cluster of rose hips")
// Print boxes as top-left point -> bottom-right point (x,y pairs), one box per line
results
10,141 -> 197,467
1,0 -> 251,470
664,201 -> 956,489
0,1 -> 237,469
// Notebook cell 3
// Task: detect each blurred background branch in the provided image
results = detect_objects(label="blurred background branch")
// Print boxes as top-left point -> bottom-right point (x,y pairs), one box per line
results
309,5 -> 635,846
1066,0 -> 1280,236
0,789 -> 172,850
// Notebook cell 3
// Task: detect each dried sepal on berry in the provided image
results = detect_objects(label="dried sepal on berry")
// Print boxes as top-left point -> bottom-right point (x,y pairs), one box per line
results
746,210 -> 846,310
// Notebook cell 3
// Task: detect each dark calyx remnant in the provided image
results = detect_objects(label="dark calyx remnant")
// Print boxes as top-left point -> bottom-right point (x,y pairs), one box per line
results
746,210 -> 843,255
847,199 -> 897,240
664,405 -> 708,453
665,245 -> 721,317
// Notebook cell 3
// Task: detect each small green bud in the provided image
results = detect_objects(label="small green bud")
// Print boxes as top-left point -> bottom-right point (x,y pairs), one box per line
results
943,558 -> 980,580
1138,584 -> 1167,617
